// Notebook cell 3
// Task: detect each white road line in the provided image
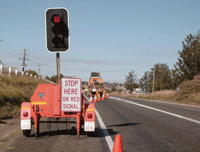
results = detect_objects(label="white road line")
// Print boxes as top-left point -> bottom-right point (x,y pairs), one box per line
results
84,96 -> 114,152
111,97 -> 200,125
133,97 -> 200,109
95,109 -> 114,152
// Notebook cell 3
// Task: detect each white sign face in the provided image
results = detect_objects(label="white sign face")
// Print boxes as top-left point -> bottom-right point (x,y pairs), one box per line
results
61,78 -> 82,112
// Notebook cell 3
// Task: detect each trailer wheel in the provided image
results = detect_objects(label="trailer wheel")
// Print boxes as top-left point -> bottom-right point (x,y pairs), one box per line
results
22,130 -> 31,137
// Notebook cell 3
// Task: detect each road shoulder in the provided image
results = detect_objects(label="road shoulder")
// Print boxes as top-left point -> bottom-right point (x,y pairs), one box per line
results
0,118 -> 21,152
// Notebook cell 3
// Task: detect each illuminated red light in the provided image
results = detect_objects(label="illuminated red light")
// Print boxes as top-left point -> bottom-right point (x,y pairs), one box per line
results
53,15 -> 61,23
23,112 -> 28,117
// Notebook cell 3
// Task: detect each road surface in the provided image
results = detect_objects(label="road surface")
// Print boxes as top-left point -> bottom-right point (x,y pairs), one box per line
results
3,96 -> 200,151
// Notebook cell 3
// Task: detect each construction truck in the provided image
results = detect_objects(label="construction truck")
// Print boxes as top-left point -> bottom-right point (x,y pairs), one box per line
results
88,72 -> 106,101
21,78 -> 95,138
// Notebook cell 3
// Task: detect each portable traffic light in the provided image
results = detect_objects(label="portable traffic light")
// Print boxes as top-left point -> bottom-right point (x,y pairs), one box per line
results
46,8 -> 69,52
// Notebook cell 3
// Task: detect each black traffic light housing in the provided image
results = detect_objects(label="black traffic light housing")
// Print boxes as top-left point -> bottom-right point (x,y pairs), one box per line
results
46,8 -> 69,52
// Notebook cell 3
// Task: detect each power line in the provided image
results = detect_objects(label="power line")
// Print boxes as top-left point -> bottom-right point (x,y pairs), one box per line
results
100,65 -> 154,73
0,41 -> 17,58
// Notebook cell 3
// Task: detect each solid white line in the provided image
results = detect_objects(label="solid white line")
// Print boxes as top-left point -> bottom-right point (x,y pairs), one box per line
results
133,97 -> 200,109
111,97 -> 200,125
95,109 -> 114,152
84,96 -> 114,152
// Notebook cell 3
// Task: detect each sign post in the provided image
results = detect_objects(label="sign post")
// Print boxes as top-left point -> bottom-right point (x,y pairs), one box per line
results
61,78 -> 82,112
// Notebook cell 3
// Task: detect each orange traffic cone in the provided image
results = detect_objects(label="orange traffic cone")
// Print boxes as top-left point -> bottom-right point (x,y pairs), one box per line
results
94,94 -> 97,103
112,134 -> 123,152
106,93 -> 109,98
102,93 -> 105,100
89,94 -> 93,103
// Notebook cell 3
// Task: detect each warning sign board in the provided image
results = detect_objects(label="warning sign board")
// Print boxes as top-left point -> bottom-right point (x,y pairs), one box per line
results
61,78 -> 82,112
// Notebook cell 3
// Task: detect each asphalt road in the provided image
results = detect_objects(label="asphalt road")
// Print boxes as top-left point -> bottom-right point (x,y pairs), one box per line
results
4,96 -> 200,152
96,96 -> 200,151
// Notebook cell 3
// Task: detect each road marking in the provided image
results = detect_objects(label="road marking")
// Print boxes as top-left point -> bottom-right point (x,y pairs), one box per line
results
84,96 -> 114,152
95,109 -> 114,152
111,97 -> 200,125
133,97 -> 200,109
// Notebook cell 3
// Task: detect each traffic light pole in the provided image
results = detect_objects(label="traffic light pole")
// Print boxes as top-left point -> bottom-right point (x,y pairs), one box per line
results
56,53 -> 61,84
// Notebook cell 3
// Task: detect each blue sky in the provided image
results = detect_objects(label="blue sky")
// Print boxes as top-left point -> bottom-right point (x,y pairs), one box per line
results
0,0 -> 199,83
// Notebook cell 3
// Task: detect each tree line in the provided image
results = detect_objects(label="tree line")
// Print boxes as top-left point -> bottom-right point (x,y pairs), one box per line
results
125,30 -> 200,92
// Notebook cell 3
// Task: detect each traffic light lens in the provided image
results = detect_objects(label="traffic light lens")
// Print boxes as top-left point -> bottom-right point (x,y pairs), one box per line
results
52,36 -> 62,47
53,15 -> 61,23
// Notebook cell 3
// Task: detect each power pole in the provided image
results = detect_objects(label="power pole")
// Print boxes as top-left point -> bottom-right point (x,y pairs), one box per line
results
56,53 -> 61,84
0,39 -> 2,63
19,49 -> 29,72
37,63 -> 42,74
152,65 -> 155,92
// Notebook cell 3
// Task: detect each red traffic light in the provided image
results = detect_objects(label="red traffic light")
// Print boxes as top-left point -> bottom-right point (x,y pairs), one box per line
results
46,8 -> 69,52
51,14 -> 61,24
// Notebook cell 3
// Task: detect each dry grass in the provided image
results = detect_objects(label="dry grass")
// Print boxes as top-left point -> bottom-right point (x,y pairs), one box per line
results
0,74 -> 49,119
110,75 -> 200,105
174,75 -> 200,104
140,90 -> 176,100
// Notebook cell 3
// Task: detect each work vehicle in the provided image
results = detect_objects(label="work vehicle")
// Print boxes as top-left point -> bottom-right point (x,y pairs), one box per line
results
88,72 -> 105,100
21,78 -> 95,138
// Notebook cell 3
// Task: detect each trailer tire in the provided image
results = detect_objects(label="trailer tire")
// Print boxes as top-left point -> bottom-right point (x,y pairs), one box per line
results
22,130 -> 31,137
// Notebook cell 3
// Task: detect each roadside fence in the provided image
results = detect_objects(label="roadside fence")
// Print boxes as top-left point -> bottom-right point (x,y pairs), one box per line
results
0,64 -> 55,84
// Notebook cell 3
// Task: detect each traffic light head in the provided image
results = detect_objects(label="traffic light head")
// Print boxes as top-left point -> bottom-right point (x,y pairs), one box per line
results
46,8 -> 69,52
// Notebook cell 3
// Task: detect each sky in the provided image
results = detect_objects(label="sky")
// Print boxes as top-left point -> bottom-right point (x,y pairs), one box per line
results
0,0 -> 200,83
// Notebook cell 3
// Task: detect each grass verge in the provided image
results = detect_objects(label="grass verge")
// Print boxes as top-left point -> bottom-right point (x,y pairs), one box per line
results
110,75 -> 200,105
0,74 -> 49,119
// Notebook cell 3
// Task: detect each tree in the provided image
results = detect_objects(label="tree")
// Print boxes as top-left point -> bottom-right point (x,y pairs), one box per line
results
45,76 -> 51,80
139,71 -> 151,87
174,30 -> 200,85
50,74 -> 64,83
139,63 -> 173,92
25,70 -> 38,76
124,70 -> 138,91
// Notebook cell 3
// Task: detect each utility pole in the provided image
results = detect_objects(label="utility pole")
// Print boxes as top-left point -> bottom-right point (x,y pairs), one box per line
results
0,39 -> 2,63
56,53 -> 61,84
19,49 -> 29,72
152,65 -> 155,92
37,63 -> 42,74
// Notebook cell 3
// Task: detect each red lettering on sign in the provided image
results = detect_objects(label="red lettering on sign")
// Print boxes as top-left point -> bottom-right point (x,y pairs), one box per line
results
64,88 -> 78,95
71,97 -> 80,102
62,97 -> 69,101
75,80 -> 78,86
63,104 -> 79,109
65,80 -> 79,87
